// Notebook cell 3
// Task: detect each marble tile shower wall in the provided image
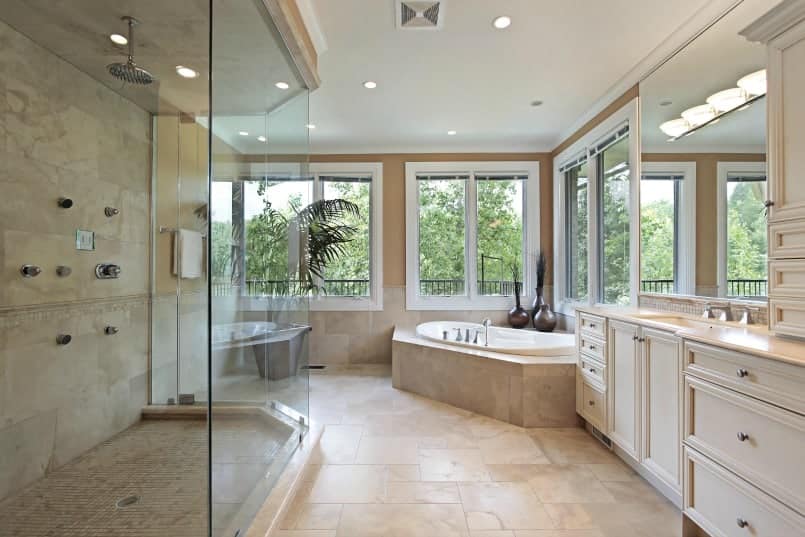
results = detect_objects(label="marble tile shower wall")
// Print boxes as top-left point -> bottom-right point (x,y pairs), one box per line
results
306,286 -> 554,365
0,20 -> 151,500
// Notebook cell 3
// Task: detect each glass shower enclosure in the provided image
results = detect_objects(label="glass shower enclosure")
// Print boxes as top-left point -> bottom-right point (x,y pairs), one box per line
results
0,0 -> 310,535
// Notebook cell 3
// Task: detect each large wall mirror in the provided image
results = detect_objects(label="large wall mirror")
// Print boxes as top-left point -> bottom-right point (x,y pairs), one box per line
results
639,0 -> 772,302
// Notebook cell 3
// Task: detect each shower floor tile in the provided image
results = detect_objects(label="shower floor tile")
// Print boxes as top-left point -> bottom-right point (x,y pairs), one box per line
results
0,417 -> 292,537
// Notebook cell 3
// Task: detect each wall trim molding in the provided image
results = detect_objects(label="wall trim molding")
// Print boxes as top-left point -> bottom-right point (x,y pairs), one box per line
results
0,294 -> 149,317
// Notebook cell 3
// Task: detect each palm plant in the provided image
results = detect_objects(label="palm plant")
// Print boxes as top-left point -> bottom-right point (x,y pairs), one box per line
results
536,250 -> 547,289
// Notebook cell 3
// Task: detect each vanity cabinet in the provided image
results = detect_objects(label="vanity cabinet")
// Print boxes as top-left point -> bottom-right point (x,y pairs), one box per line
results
576,313 -> 607,432
607,320 -> 641,462
742,3 -> 805,338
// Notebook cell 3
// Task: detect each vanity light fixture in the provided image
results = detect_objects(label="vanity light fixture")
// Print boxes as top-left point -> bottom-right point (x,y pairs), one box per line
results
175,65 -> 198,79
447,130 -> 457,136
109,33 -> 128,45
275,81 -> 290,90
363,81 -> 377,89
492,16 -> 512,29
659,68 -> 767,141
257,135 -> 267,142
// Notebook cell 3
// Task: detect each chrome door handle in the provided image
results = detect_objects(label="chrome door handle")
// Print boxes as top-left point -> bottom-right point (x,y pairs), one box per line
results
736,368 -> 749,378
736,518 -> 748,529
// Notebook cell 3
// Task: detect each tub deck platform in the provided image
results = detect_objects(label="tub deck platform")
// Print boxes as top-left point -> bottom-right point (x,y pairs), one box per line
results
392,327 -> 578,427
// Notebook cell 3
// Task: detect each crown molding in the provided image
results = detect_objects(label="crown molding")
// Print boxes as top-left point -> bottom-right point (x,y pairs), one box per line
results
740,0 -> 805,43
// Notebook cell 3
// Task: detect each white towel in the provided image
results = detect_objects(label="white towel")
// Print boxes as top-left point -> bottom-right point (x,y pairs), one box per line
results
173,229 -> 204,279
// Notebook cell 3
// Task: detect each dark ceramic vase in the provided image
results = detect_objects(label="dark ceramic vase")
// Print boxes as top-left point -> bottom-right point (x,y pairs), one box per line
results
508,283 -> 530,329
532,287 -> 557,332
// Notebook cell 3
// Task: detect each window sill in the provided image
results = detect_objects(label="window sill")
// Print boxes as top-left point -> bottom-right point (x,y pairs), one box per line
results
405,295 -> 523,311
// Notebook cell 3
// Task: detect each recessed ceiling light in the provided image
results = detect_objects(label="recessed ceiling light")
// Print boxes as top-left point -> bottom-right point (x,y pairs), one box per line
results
175,65 -> 198,79
275,81 -> 290,90
530,100 -> 543,107
447,130 -> 457,136
257,136 -> 267,142
238,131 -> 249,136
110,33 -> 128,45
363,81 -> 377,89
306,124 -> 316,129
493,16 -> 512,29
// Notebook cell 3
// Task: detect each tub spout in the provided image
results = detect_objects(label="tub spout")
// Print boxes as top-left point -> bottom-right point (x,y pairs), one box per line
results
464,328 -> 471,342
482,318 -> 492,347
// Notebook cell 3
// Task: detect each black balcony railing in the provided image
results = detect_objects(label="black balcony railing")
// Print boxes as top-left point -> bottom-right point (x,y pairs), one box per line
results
213,278 -> 520,297
419,279 -> 518,296
640,278 -> 768,297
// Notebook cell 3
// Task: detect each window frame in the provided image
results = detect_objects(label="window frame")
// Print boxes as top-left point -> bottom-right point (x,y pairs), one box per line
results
553,99 -> 639,315
404,161 -> 540,311
308,162 -> 384,311
716,161 -> 768,301
640,161 -> 697,296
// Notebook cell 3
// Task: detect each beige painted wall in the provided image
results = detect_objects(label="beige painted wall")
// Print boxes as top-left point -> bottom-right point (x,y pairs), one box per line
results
0,20 -> 151,500
310,152 -> 554,286
642,152 -> 766,290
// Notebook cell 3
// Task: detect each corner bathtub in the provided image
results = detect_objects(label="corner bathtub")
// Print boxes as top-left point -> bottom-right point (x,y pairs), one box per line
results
415,321 -> 575,357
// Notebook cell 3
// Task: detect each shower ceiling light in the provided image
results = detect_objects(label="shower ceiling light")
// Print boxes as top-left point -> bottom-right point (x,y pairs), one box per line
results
447,130 -> 457,135
706,88 -> 747,112
275,81 -> 290,90
257,136 -> 267,142
737,69 -> 767,96
238,131 -> 249,136
681,104 -> 716,127
175,65 -> 198,79
493,16 -> 512,29
363,81 -> 377,89
109,33 -> 128,45
659,118 -> 691,137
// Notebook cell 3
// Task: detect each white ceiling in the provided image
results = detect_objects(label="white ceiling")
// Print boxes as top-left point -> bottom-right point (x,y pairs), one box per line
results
640,0 -> 770,153
307,0 -> 713,154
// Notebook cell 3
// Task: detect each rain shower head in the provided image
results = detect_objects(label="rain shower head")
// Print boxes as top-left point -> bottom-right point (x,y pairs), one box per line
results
107,16 -> 154,85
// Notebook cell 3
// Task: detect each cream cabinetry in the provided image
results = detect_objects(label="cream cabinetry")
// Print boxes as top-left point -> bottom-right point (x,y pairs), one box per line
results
742,2 -> 805,338
576,313 -> 607,432
607,320 -> 641,462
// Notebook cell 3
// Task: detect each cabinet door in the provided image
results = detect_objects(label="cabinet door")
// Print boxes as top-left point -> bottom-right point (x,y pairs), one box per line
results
642,328 -> 682,492
768,20 -> 805,222
607,320 -> 641,461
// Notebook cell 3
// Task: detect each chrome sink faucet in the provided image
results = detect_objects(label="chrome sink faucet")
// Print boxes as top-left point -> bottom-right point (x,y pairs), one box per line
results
702,303 -> 733,321
481,318 -> 492,347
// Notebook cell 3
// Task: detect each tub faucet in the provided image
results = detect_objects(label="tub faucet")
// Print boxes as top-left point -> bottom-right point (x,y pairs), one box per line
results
454,328 -> 463,342
481,318 -> 492,347
464,328 -> 471,342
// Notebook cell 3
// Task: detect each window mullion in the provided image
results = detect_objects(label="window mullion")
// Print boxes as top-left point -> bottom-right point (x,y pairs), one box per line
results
313,174 -> 325,291
466,172 -> 478,300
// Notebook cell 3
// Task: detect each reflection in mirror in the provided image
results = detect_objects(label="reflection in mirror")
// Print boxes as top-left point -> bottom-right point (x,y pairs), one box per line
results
639,0 -> 770,301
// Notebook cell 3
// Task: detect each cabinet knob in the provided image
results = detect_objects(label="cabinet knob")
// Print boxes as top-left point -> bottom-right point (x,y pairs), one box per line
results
588,400 -> 595,406
737,432 -> 749,442
736,368 -> 749,378
736,518 -> 748,529
588,345 -> 596,351
638,337 -> 646,343
56,334 -> 72,345
632,335 -> 639,341
764,200 -> 774,208
590,368 -> 597,374
589,323 -> 596,329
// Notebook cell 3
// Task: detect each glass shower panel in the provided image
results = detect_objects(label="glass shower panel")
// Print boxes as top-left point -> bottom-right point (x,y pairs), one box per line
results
209,0 -> 310,534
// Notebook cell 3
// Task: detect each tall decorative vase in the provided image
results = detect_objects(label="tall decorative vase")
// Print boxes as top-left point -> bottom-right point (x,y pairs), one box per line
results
532,286 -> 557,332
508,282 -> 530,329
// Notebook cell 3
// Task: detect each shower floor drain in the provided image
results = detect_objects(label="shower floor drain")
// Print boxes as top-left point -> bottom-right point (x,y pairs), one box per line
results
115,495 -> 140,509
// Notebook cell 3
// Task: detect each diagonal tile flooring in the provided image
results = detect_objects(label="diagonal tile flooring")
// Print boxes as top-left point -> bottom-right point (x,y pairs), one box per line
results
276,365 -> 682,537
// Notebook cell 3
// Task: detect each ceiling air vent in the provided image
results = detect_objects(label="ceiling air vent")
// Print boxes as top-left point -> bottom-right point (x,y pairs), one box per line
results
395,1 -> 446,30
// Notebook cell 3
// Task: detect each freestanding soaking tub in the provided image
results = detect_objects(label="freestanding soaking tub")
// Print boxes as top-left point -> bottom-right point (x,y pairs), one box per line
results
392,322 -> 577,427
212,321 -> 310,379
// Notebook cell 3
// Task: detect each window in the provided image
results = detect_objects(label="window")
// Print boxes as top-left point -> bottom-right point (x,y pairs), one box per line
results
563,158 -> 589,301
640,162 -> 696,295
717,162 -> 767,298
212,162 -> 383,310
554,100 -> 638,312
405,162 -> 539,310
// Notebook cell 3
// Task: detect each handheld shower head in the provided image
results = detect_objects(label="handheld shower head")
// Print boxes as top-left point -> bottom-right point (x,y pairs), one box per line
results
107,16 -> 154,85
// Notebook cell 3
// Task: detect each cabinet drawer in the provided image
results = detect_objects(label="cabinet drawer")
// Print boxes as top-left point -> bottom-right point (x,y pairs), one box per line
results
579,312 -> 605,338
685,377 -> 805,514
581,381 -> 606,430
579,333 -> 606,363
769,297 -> 805,339
769,220 -> 805,259
684,447 -> 805,537
579,354 -> 606,388
769,260 -> 805,297
683,341 -> 805,415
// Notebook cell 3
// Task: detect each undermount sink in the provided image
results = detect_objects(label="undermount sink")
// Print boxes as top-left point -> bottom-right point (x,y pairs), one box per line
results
635,315 -> 719,330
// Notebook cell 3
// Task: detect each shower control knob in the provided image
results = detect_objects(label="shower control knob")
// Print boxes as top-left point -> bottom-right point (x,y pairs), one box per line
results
56,334 -> 72,345
56,265 -> 72,277
95,263 -> 121,279
105,326 -> 119,335
104,207 -> 119,217
20,264 -> 42,278
58,197 -> 73,208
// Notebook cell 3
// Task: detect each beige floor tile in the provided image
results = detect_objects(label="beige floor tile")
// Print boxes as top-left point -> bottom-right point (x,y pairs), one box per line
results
307,465 -> 385,503
281,503 -> 343,530
524,465 -> 615,504
384,481 -> 461,503
337,503 -> 469,537
310,425 -> 362,464
580,502 -> 681,537
514,531 -> 605,537
459,482 -> 556,530
385,464 -> 421,481
600,479 -> 667,503
487,464 -> 544,482
478,432 -> 550,465
419,449 -> 491,482
543,504 -> 596,530
275,532 -> 337,537
581,463 -> 637,482
470,532 -> 516,537
527,429 -> 616,464
355,436 -> 419,464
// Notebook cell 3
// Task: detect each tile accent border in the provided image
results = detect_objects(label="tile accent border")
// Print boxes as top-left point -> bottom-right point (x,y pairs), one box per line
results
638,293 -> 768,325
